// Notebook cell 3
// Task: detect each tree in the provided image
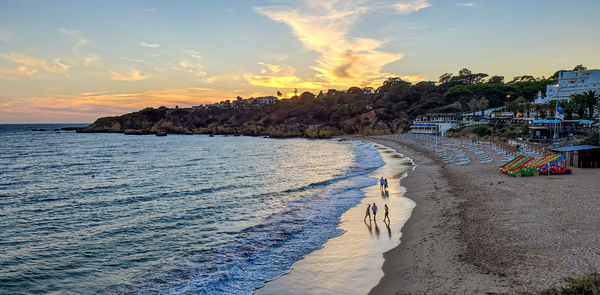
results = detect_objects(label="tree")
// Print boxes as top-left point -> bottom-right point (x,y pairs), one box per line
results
440,101 -> 462,113
570,93 -> 587,118
458,68 -> 472,77
299,91 -> 315,100
573,64 -> 587,71
507,96 -> 529,113
581,90 -> 600,119
377,77 -> 411,93
445,85 -> 473,105
439,73 -> 453,84
347,86 -> 362,94
487,75 -> 504,84
277,91 -> 282,97
467,97 -> 488,115
560,100 -> 576,120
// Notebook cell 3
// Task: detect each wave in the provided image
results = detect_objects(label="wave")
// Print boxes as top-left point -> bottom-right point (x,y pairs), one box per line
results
102,140 -> 383,295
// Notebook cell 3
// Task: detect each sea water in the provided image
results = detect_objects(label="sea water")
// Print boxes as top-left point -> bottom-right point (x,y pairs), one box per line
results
0,124 -> 384,294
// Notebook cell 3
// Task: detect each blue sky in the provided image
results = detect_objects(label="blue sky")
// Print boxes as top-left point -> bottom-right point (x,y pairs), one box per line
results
1,0 -> 599,123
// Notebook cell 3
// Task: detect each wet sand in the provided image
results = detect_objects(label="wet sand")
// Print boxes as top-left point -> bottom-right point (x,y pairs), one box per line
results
256,144 -> 416,294
367,135 -> 600,294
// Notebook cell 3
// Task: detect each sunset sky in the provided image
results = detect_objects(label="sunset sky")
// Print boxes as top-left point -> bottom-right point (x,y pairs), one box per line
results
1,0 -> 599,123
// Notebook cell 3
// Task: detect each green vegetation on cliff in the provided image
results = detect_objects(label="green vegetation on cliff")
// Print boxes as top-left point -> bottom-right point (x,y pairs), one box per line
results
79,68 -> 556,138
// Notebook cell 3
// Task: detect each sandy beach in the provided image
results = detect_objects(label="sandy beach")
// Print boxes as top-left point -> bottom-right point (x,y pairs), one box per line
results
256,143 -> 416,294
366,135 -> 600,294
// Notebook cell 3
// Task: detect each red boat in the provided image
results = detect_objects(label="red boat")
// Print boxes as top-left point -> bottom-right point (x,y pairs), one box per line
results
540,165 -> 572,175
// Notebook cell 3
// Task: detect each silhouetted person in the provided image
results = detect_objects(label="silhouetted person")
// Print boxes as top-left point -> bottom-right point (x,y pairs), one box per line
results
384,178 -> 389,192
384,204 -> 390,222
364,204 -> 371,222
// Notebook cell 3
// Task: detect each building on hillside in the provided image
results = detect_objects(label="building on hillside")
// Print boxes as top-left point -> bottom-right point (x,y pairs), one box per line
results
255,96 -> 278,104
409,115 -> 459,136
534,69 -> 600,104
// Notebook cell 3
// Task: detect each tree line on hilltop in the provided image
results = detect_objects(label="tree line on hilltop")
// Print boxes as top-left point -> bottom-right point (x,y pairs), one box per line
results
80,66 -> 595,137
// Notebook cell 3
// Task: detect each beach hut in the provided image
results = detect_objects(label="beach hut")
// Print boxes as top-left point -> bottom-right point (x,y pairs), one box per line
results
550,145 -> 600,168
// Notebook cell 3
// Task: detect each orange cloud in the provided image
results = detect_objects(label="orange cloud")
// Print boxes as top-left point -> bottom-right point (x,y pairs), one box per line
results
110,69 -> 149,81
255,0 -> 404,88
258,62 -> 284,74
0,66 -> 38,79
244,74 -> 323,89
0,87 -> 237,123
0,52 -> 70,75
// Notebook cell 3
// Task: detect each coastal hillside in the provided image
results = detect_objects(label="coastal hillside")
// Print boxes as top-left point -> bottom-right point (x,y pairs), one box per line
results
79,69 -> 555,138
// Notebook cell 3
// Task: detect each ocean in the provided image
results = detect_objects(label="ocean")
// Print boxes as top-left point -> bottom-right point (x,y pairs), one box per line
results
0,124 -> 385,294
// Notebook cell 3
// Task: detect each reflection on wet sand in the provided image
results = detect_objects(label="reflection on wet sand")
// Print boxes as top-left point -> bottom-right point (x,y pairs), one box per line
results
256,143 -> 416,295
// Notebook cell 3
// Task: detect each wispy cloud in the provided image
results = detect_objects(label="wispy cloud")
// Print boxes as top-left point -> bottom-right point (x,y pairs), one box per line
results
253,0 -> 405,88
140,42 -> 160,48
82,54 -> 99,66
58,27 -> 88,51
0,66 -> 38,79
395,0 -> 432,15
258,62 -> 284,74
244,73 -> 323,89
0,52 -> 70,74
455,2 -> 474,7
110,69 -> 149,81
179,50 -> 206,77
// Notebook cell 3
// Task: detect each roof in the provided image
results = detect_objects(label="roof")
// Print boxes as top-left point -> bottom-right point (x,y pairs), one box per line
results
551,145 -> 600,152
529,126 -> 549,130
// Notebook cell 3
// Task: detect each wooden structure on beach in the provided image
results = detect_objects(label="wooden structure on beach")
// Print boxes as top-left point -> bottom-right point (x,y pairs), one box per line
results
551,145 -> 600,168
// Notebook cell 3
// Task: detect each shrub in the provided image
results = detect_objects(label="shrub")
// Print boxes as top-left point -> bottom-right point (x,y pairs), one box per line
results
540,273 -> 600,295
582,133 -> 600,146
473,125 -> 491,137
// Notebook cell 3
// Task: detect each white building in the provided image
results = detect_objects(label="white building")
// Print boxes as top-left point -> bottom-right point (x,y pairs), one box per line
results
409,115 -> 459,136
255,96 -> 278,104
534,69 -> 600,104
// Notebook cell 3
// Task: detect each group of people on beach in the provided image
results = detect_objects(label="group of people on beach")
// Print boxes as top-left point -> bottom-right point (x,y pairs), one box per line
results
363,176 -> 391,224
364,203 -> 390,223
379,176 -> 389,193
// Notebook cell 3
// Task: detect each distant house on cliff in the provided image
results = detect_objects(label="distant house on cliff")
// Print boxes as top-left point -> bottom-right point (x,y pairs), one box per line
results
534,69 -> 600,104
255,96 -> 278,104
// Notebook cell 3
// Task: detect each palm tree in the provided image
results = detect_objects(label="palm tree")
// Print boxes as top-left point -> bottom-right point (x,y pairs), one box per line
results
548,100 -> 558,118
570,93 -> 586,118
581,90 -> 600,119
560,100 -> 576,120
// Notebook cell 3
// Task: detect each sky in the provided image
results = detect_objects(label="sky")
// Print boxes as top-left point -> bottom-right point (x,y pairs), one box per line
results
1,0 -> 599,123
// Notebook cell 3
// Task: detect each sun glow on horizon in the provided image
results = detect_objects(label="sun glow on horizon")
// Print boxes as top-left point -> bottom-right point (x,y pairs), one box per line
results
1,0 -> 599,123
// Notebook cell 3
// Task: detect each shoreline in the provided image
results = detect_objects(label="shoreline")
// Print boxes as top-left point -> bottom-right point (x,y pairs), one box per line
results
364,136 -> 511,294
256,140 -> 416,294
365,135 -> 600,293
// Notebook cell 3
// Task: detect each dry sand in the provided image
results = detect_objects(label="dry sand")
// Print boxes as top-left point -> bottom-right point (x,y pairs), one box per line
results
366,135 -> 600,294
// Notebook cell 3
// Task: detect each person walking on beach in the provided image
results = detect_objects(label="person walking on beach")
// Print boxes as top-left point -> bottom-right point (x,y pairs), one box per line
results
384,204 -> 390,222
384,178 -> 389,192
379,177 -> 384,191
372,203 -> 378,221
364,204 -> 371,222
